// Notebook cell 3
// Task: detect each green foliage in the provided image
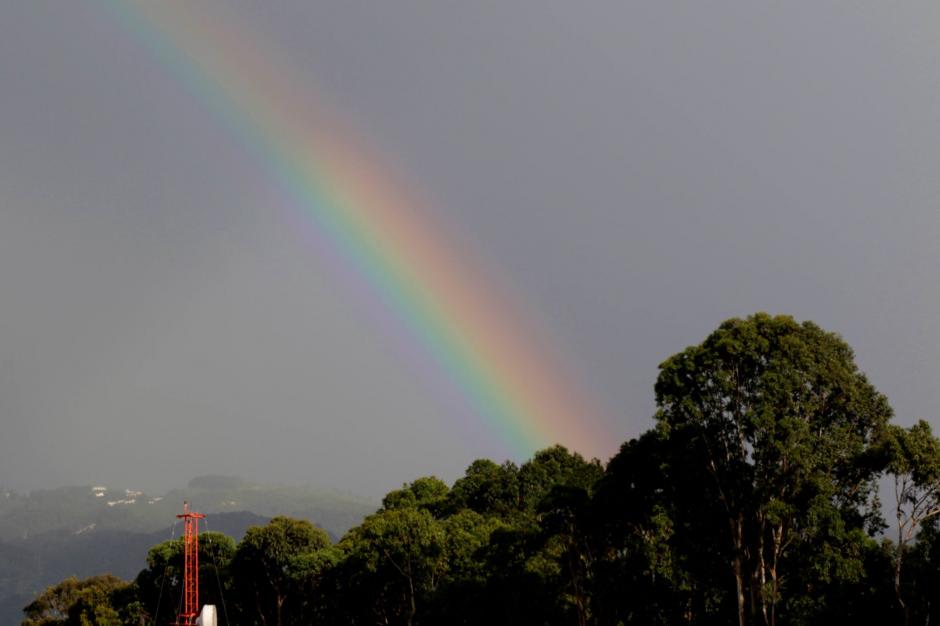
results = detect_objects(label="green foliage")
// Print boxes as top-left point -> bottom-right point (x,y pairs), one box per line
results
341,507 -> 446,625
876,421 -> 940,623
520,446 -> 603,509
447,459 -> 521,518
21,574 -> 129,626
653,314 -> 892,626
382,477 -> 450,515
0,478 -> 372,624
232,517 -> 332,626
23,315 -> 940,626
134,530 -> 234,626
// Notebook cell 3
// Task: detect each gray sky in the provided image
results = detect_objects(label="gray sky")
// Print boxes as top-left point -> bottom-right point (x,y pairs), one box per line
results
1,1 -> 938,499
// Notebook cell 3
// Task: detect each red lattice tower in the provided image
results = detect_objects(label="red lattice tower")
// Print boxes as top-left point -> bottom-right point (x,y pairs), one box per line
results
176,502 -> 206,625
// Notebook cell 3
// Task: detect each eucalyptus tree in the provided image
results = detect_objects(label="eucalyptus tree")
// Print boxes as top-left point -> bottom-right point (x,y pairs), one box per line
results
382,477 -> 450,516
337,507 -> 446,626
232,517 -> 332,626
880,420 -> 940,624
654,314 -> 892,626
522,446 -> 604,625
135,531 -> 235,626
22,575 -> 128,626
592,429 -> 730,625
446,460 -> 521,518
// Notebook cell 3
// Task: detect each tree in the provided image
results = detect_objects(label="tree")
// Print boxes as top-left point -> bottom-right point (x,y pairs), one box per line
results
134,531 -> 235,626
382,477 -> 450,516
592,429 -> 733,626
518,445 -> 603,513
22,574 -> 128,626
440,509 -> 502,577
654,314 -> 892,626
232,517 -> 332,626
338,507 -> 446,626
287,545 -> 342,625
520,446 -> 603,625
446,460 -> 520,518
880,420 -> 940,624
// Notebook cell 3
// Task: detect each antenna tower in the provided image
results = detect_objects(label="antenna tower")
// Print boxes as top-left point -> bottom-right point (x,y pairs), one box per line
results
176,501 -> 206,625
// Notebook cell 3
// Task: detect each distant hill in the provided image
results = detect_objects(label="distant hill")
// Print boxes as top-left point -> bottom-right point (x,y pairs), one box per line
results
0,477 -> 376,624
0,475 -> 374,540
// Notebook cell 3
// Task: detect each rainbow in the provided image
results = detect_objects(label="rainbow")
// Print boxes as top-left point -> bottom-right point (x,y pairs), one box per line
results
100,0 -> 612,460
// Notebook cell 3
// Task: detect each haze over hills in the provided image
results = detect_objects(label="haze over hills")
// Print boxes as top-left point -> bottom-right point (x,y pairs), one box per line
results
0,475 -> 374,540
0,476 -> 376,624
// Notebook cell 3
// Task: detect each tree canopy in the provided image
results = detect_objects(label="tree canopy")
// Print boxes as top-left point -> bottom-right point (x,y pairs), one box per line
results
23,314 -> 940,626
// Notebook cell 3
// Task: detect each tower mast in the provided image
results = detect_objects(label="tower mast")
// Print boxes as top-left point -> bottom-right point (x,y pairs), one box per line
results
176,501 -> 206,625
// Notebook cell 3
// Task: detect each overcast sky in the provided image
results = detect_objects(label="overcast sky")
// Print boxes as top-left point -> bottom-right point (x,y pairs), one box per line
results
1,1 -> 938,499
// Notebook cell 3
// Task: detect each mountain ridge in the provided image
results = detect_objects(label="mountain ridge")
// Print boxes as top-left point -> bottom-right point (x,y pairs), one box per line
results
0,476 -> 376,624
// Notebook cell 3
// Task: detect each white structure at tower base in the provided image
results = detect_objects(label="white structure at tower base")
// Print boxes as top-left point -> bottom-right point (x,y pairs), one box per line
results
195,605 -> 217,626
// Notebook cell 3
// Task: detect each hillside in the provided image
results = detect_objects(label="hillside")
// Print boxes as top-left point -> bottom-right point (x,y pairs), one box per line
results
0,475 -> 374,540
0,477 -> 375,624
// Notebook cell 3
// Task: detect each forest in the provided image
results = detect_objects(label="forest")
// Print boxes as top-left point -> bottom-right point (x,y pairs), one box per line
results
22,315 -> 940,626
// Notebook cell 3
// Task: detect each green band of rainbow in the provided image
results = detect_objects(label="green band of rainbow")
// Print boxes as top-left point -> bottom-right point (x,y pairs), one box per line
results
101,0 -> 612,460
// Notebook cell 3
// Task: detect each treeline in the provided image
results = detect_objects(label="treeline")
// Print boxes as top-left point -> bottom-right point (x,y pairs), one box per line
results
23,315 -> 940,626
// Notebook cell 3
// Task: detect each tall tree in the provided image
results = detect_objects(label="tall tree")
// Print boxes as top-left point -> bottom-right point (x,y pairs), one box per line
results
654,314 -> 892,626
22,575 -> 128,626
135,531 -> 235,626
518,446 -> 602,510
232,517 -> 332,626
880,420 -> 940,624
592,430 -> 729,626
338,507 -> 446,626
382,477 -> 450,516
521,446 -> 604,625
446,460 -> 521,518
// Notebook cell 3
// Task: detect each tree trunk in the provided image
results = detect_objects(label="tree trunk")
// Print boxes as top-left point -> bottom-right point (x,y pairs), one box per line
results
276,594 -> 286,626
769,523 -> 784,626
756,518 -> 769,626
731,514 -> 747,626
734,553 -> 747,626
895,542 -> 908,626
255,588 -> 267,626
406,575 -> 416,626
